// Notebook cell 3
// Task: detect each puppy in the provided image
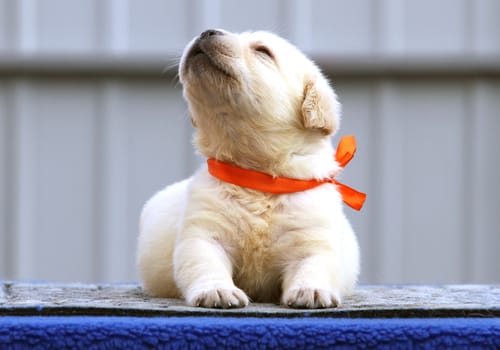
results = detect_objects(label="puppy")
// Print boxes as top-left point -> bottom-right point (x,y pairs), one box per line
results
137,29 -> 360,309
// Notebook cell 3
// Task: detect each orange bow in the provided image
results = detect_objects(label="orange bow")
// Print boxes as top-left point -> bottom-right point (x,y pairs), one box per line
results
207,135 -> 366,210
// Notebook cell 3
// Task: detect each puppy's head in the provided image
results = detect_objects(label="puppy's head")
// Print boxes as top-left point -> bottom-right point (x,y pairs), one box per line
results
179,29 -> 341,174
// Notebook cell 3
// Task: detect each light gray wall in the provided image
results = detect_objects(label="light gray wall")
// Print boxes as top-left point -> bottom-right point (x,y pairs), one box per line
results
0,0 -> 499,284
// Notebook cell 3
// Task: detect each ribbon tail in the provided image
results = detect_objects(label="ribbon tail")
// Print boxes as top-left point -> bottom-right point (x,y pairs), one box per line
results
333,180 -> 367,211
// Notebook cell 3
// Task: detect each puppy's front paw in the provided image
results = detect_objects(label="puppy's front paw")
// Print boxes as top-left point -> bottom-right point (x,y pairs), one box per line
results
282,288 -> 340,309
188,287 -> 249,309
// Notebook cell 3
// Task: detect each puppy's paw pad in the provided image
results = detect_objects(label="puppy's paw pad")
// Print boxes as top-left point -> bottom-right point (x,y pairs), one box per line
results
282,288 -> 340,309
191,287 -> 249,309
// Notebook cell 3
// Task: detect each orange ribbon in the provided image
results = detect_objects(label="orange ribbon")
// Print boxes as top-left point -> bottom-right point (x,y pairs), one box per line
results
207,135 -> 366,210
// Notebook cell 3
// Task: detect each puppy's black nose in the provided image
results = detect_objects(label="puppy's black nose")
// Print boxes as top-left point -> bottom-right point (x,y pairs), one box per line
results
200,29 -> 224,40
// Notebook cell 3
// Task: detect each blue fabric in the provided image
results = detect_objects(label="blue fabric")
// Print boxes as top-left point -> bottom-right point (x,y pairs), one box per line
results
0,316 -> 499,349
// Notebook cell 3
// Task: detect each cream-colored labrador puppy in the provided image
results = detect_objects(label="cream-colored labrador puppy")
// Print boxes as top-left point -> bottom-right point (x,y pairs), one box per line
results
137,29 -> 360,309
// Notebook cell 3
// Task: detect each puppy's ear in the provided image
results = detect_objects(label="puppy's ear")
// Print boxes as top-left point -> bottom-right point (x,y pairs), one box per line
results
301,79 -> 340,135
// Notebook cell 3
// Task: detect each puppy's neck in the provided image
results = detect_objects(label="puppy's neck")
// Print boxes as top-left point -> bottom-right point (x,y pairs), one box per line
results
196,129 -> 340,180
282,141 -> 341,180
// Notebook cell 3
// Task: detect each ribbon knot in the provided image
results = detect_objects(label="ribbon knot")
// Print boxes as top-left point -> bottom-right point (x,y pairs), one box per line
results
207,135 -> 366,210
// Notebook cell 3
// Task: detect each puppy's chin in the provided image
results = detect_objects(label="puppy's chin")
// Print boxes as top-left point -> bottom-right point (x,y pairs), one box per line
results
181,52 -> 241,110
182,76 -> 238,114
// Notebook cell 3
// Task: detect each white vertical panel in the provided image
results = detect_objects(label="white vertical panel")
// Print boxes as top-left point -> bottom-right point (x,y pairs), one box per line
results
99,80 -> 191,282
310,0 -> 376,54
27,80 -> 99,282
400,82 -> 467,283
0,0 -> 13,50
334,79 -> 379,282
99,0 -> 130,52
11,81 -> 38,278
0,0 -> 6,50
284,0 -> 312,50
98,81 -> 130,282
472,0 -> 500,54
377,0 -> 406,53
377,81 -> 468,283
0,82 -> 8,276
469,80 -> 500,282
16,0 -> 37,52
36,0 -> 99,52
128,0 -> 189,52
219,0 -> 284,34
404,0 -> 467,54
376,81 -> 406,283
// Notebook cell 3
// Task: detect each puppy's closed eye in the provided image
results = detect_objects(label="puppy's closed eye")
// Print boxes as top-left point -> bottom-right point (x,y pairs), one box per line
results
254,45 -> 275,60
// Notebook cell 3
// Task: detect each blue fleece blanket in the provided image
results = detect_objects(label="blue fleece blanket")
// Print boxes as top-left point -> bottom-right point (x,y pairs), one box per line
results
0,316 -> 499,349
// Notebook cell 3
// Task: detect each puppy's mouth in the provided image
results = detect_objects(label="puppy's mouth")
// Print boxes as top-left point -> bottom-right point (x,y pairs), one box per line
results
183,36 -> 237,80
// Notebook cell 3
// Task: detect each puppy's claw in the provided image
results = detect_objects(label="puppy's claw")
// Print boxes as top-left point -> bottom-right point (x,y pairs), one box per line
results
282,288 -> 340,309
189,287 -> 249,309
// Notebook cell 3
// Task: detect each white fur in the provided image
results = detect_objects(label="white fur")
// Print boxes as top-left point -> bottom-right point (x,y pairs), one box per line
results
137,29 -> 360,309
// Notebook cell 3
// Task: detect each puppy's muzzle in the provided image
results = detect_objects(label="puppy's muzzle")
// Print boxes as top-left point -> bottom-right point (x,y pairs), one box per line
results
182,28 -> 238,79
185,29 -> 227,62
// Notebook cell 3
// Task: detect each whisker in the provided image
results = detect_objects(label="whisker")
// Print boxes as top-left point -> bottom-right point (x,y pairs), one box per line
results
161,55 -> 182,87
172,73 -> 181,88
162,56 -> 180,75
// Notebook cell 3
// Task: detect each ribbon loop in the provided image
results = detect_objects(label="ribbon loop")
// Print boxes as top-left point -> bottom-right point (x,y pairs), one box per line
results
335,134 -> 356,168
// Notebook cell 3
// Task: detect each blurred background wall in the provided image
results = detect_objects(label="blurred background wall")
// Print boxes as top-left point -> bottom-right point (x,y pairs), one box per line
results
0,0 -> 499,284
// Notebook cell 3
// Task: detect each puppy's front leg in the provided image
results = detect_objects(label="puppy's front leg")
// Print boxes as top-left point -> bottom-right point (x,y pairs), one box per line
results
174,237 -> 249,308
281,254 -> 342,309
